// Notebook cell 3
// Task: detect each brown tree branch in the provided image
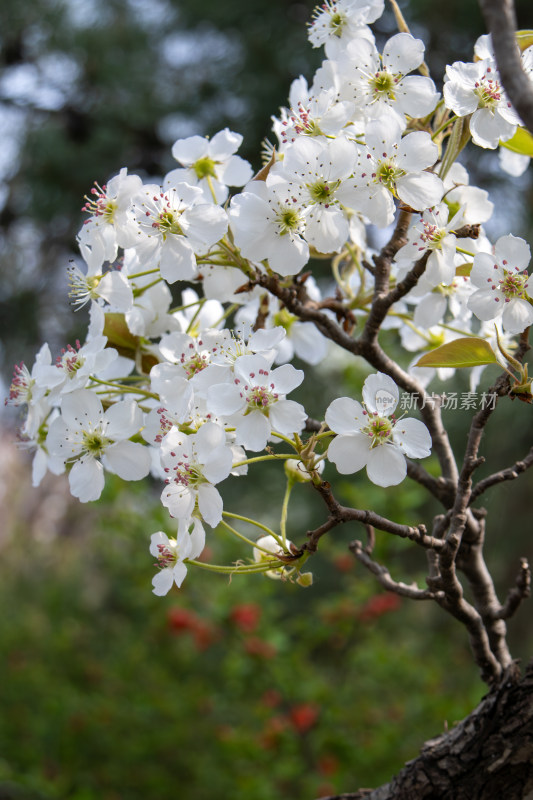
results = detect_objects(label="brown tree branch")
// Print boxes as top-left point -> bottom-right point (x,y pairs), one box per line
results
456,517 -> 513,669
479,0 -> 533,135
349,540 -> 444,600
492,557 -> 531,620
302,480 -> 444,554
470,445 -> 533,502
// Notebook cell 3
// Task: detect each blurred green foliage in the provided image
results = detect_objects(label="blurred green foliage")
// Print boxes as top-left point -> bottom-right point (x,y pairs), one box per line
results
0,472 -> 484,800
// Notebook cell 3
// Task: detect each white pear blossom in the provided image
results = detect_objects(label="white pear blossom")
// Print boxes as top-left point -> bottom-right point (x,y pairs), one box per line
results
271,136 -> 362,253
411,275 -> 473,330
132,183 -> 228,283
443,59 -> 520,149
350,115 -> 443,226
206,354 -> 306,451
394,203 -> 464,287
33,336 -> 118,398
209,326 -> 286,367
67,261 -> 134,313
81,168 -> 143,248
467,234 -> 533,333
150,518 -> 206,595
339,33 -> 439,125
308,0 -> 383,59
443,163 -> 494,225
5,343 -> 53,437
274,80 -> 355,147
165,129 -> 252,204
160,423 -> 233,527
229,179 -> 310,276
325,372 -> 432,486
47,389 -> 151,502
157,329 -> 230,396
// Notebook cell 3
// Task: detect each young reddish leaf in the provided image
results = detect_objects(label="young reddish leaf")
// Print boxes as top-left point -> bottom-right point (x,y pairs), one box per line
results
415,337 -> 499,368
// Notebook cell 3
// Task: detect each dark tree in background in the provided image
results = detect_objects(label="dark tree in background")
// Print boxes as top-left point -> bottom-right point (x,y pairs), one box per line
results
1,0 -> 531,380
0,0 -> 319,376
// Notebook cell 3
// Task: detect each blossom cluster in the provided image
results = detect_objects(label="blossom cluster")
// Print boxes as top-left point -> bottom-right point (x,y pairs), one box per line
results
6,0 -> 533,593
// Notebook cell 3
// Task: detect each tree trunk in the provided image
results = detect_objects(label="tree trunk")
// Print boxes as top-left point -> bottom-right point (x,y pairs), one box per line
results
319,661 -> 533,800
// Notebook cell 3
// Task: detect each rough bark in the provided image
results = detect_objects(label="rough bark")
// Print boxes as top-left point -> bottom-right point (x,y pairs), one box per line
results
318,661 -> 533,800
478,0 -> 533,136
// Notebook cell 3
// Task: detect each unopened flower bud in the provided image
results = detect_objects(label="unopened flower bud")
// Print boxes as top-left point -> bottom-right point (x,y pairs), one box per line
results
296,571 -> 313,587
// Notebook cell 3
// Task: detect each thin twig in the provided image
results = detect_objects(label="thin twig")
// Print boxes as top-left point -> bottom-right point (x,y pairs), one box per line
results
349,540 -> 444,600
301,480 -> 444,554
470,446 -> 533,502
492,558 -> 531,621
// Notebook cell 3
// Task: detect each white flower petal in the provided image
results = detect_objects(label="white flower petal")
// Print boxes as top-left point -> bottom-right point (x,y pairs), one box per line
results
61,389 -> 104,431
470,108 -> 515,150
152,568 -> 175,596
69,456 -> 105,502
395,76 -> 439,118
269,399 -> 307,436
397,172 -> 443,211
325,397 -> 366,434
269,363 -> 304,394
105,399 -> 143,439
494,234 -> 531,271
150,531 -> 170,558
172,135 -> 207,165
104,441 -> 151,480
235,411 -> 271,452
161,484 -> 195,519
414,293 -> 447,328
159,236 -> 196,283
366,445 -> 406,486
328,432 -> 371,474
362,373 -> 399,415
187,517 -> 206,558
207,383 -> 243,416
198,483 -> 224,527
171,562 -> 188,588
501,298 -> 533,334
467,288 -> 503,321
392,418 -> 432,458
383,32 -> 424,74
202,447 -> 233,485
398,132 -> 438,173
195,421 -> 226,460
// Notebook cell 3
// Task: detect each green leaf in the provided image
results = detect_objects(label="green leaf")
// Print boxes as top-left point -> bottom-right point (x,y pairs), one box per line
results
500,127 -> 533,158
455,262 -> 472,277
415,337 -> 499,369
516,30 -> 533,52
103,312 -> 140,355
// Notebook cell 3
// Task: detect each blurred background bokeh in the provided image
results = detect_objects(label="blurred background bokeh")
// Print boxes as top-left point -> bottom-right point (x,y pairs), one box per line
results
0,1 -> 532,797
